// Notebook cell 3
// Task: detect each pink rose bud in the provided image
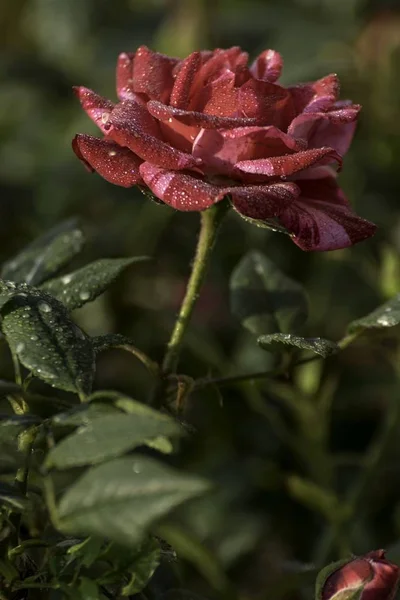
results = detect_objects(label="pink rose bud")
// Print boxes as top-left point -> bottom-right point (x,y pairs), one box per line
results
318,550 -> 400,600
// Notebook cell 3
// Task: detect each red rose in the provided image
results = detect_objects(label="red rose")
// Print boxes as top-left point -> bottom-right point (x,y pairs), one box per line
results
319,550 -> 400,600
72,46 -> 376,251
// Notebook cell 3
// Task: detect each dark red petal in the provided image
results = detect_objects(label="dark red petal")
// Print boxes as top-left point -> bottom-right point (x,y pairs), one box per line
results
231,182 -> 300,221
235,147 -> 342,179
321,559 -> 371,600
278,177 -> 376,251
139,163 -> 227,210
170,52 -> 201,109
132,45 -> 178,102
296,173 -> 348,206
116,52 -> 148,103
239,79 -> 295,129
250,49 -> 283,82
194,71 -> 239,116
73,87 -> 115,134
288,105 -> 360,155
193,126 -> 306,176
72,134 -> 142,187
159,118 -> 198,152
147,99 -> 259,129
107,101 -> 200,170
290,74 -> 340,114
364,557 -> 400,600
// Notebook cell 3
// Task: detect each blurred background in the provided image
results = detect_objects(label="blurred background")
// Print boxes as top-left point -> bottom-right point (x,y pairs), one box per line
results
1,0 -> 400,598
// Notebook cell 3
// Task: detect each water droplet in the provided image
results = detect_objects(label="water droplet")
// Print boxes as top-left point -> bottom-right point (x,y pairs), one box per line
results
16,342 -> 25,353
79,290 -> 90,301
108,150 -> 117,157
38,302 -> 52,313
61,274 -> 73,285
30,335 -> 39,341
132,463 -> 141,474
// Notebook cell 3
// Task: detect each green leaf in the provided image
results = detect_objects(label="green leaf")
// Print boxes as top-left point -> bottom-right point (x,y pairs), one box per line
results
258,334 -> 339,357
0,415 -> 41,444
78,577 -> 100,600
0,444 -> 24,473
0,482 -> 28,512
121,537 -> 161,596
230,251 -> 308,335
66,537 -> 104,568
1,219 -> 84,286
46,408 -> 183,468
41,257 -> 148,310
157,524 -> 234,596
52,403 -> 117,428
1,290 -> 95,395
57,456 -> 210,546
348,293 -> 400,333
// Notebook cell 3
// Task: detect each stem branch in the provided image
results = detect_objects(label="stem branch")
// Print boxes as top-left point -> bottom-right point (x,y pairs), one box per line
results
162,203 -> 227,375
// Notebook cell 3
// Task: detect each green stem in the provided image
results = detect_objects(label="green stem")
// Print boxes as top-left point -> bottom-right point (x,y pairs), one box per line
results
162,202 -> 227,375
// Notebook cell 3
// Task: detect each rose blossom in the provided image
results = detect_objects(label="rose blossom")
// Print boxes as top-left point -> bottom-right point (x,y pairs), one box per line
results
319,550 -> 400,600
72,46 -> 376,251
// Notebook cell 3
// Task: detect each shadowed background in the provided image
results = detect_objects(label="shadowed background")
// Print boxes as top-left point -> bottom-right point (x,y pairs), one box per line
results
1,0 -> 400,598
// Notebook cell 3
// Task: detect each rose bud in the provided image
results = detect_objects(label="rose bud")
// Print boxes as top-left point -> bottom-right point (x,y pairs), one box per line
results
317,550 -> 400,600
72,45 -> 376,251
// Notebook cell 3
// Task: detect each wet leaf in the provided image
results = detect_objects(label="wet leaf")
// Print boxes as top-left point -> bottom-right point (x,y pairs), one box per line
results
1,291 -> 95,395
258,333 -> 339,357
58,456 -> 210,546
348,293 -> 400,333
1,219 -> 84,286
41,257 -> 148,310
47,407 -> 183,468
230,251 -> 308,336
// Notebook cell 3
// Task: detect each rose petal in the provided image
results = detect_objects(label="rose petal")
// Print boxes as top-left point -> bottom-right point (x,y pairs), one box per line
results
194,71 -> 239,116
73,87 -> 115,134
288,105 -> 360,155
290,74 -> 340,114
231,182 -> 300,221
170,52 -> 201,109
72,134 -> 142,187
193,126 -> 307,176
235,147 -> 342,179
189,47 -> 248,100
116,52 -> 147,103
106,101 -> 200,170
139,163 -> 228,210
159,117 -> 199,152
239,79 -> 295,129
250,49 -> 283,82
278,177 -> 376,251
147,99 -> 259,129
132,45 -> 178,103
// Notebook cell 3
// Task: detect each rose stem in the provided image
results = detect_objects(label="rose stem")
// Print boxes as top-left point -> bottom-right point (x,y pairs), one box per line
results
161,201 -> 228,376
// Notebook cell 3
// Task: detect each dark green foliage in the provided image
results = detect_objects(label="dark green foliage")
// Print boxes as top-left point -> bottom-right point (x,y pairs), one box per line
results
230,250 -> 308,335
258,333 -> 339,357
